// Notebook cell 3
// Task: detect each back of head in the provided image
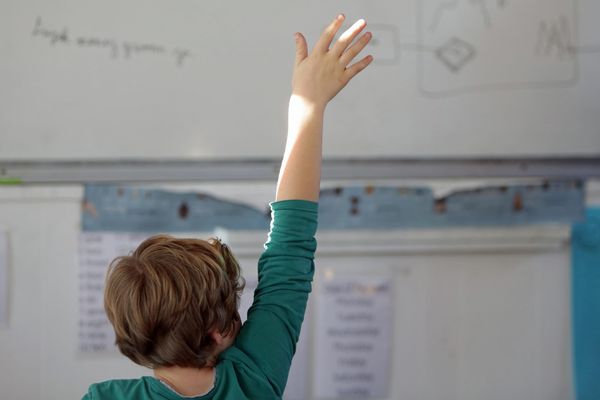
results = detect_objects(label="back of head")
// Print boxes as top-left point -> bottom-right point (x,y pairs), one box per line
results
104,235 -> 244,368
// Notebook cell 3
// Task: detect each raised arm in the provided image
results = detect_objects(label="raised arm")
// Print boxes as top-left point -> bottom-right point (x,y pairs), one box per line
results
275,14 -> 373,202
231,15 -> 373,397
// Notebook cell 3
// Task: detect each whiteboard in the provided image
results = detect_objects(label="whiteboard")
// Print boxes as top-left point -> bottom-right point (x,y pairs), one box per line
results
1,0 -> 599,160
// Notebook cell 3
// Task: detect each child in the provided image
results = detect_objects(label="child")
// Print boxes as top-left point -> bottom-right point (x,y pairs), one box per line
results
83,14 -> 373,399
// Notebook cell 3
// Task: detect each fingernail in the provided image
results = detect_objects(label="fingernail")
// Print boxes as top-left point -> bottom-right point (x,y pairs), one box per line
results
337,14 -> 345,20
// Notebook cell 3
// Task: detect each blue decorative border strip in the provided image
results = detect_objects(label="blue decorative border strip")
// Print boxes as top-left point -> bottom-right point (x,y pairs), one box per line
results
319,181 -> 584,229
82,185 -> 270,232
82,180 -> 584,232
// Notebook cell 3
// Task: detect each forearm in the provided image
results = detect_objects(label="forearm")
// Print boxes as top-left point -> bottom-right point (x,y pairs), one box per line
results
275,96 -> 325,202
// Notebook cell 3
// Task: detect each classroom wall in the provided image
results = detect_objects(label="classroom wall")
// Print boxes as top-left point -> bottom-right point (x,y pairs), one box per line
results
2,2 -> 597,397
0,181 -> 597,400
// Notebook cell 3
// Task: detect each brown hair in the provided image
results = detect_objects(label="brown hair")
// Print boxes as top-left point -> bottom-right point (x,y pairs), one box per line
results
104,235 -> 244,368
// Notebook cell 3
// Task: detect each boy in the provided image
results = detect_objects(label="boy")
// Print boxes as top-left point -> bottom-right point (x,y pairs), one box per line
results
83,14 -> 373,399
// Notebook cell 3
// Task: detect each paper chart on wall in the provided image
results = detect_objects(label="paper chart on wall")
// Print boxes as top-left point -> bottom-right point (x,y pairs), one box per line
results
314,273 -> 394,399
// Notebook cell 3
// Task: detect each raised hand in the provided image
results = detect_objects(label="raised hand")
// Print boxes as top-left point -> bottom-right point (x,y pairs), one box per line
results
276,14 -> 373,202
291,14 -> 373,108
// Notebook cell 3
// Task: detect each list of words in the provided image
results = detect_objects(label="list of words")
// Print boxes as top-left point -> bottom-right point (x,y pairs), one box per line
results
78,232 -> 149,352
314,275 -> 393,399
32,17 -> 192,67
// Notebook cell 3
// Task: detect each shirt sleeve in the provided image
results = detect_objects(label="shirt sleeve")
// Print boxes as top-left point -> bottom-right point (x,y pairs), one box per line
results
232,199 -> 318,396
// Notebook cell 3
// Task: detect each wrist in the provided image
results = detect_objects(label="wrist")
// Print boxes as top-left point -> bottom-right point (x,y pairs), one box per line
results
288,94 -> 327,116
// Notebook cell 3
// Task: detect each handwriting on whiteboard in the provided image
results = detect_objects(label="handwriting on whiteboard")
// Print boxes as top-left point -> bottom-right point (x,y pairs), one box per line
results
32,17 -> 191,67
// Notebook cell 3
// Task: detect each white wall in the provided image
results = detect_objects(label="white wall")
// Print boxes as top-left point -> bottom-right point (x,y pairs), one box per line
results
1,180 -> 596,399
0,186 -> 144,400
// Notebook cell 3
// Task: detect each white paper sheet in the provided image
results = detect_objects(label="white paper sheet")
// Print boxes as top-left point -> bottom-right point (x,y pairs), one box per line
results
314,274 -> 394,399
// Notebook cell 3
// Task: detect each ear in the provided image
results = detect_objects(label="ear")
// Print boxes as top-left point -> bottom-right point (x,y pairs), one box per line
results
209,330 -> 225,346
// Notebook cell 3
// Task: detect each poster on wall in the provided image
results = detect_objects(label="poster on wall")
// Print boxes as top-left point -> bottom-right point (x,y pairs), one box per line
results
314,274 -> 394,399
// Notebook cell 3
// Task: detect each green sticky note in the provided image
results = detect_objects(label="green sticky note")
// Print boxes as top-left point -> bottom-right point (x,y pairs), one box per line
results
0,177 -> 22,185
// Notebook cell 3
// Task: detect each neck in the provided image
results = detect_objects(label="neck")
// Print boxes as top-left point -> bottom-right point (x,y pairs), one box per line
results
154,365 -> 215,397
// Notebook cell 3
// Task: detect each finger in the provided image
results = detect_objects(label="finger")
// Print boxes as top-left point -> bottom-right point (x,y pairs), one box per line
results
315,14 -> 345,53
294,32 -> 308,66
344,54 -> 373,81
331,19 -> 367,57
339,31 -> 372,66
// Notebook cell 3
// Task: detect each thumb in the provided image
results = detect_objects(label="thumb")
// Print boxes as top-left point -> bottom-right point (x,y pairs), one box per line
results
294,32 -> 308,66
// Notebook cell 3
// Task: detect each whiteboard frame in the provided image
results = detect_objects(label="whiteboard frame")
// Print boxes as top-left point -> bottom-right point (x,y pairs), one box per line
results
1,158 -> 599,183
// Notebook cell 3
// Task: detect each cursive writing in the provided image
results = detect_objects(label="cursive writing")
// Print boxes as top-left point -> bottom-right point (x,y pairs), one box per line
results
32,17 -> 192,67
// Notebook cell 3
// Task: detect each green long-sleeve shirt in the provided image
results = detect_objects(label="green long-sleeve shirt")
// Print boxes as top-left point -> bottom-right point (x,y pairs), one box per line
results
83,200 -> 318,400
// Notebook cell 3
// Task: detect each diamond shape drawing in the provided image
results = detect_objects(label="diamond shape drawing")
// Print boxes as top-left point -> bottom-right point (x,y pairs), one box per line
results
435,37 -> 477,73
